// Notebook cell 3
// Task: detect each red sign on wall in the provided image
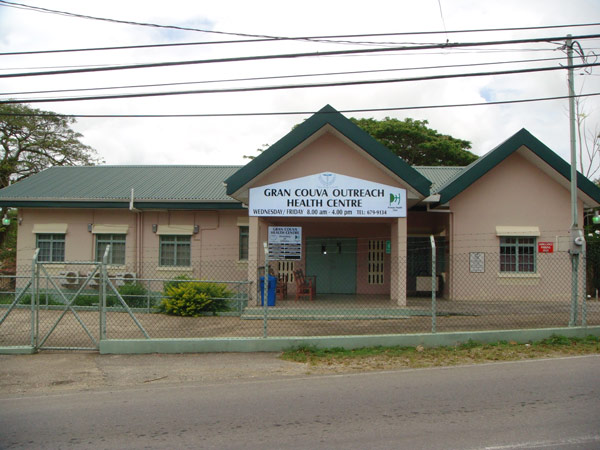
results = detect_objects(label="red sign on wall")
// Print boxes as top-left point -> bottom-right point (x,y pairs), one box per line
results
538,242 -> 554,253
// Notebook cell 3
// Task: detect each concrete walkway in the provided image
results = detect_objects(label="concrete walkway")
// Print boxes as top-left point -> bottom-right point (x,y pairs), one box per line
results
0,352 -> 307,396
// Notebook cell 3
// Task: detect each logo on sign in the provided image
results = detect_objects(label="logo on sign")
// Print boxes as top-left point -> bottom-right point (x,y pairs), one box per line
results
389,193 -> 403,206
318,172 -> 336,187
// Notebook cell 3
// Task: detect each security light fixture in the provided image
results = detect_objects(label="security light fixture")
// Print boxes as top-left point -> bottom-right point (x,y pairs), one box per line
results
321,244 -> 327,255
1,215 -> 10,226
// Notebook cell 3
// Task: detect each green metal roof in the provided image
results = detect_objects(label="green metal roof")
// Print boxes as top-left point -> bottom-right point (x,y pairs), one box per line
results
0,165 -> 245,209
2,127 -> 598,211
437,128 -> 600,205
413,166 -> 464,194
224,104 -> 432,197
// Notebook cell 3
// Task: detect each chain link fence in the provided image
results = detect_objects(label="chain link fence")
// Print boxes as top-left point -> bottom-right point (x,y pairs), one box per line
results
0,243 -> 594,349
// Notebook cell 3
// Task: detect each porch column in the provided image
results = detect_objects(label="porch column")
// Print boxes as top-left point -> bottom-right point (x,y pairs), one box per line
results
390,217 -> 407,306
247,216 -> 261,305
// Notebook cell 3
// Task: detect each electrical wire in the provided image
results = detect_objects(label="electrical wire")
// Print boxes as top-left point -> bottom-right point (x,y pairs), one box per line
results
2,62 -> 597,104
3,92 -> 599,118
1,0 -> 599,51
1,33 -> 599,79
0,56 -> 569,98
0,46 -> 569,73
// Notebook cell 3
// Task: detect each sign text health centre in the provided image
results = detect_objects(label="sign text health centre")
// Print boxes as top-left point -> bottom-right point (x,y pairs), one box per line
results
249,172 -> 406,218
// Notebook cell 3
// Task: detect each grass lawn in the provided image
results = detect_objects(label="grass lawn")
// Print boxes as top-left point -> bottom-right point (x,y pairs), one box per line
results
280,335 -> 600,372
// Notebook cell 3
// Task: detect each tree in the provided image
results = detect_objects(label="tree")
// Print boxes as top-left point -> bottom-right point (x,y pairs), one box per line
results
0,103 -> 101,189
245,117 -> 477,166
0,103 -> 101,260
350,117 -> 477,166
575,97 -> 600,181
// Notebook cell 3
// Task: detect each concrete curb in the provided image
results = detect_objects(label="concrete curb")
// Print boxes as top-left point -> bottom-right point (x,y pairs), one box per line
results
98,326 -> 600,354
0,346 -> 36,354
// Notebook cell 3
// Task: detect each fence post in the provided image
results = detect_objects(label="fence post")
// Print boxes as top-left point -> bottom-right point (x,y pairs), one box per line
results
263,242 -> 269,338
582,244 -> 587,327
31,249 -> 39,348
569,250 -> 580,327
100,245 -> 110,340
430,235 -> 437,334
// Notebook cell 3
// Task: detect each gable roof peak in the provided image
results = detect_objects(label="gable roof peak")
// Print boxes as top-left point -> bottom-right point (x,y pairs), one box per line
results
437,128 -> 600,205
224,104 -> 431,197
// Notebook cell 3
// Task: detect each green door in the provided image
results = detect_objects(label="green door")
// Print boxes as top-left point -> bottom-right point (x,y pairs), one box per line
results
305,238 -> 356,294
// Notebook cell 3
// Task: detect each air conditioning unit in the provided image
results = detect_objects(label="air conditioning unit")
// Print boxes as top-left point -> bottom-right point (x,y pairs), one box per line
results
87,271 -> 101,288
115,272 -> 136,286
59,271 -> 80,288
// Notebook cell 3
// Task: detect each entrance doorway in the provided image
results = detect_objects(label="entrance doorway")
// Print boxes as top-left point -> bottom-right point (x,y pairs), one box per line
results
305,238 -> 356,294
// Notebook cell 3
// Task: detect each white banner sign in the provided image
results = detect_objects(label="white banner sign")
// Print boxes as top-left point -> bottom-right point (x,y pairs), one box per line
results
249,172 -> 406,218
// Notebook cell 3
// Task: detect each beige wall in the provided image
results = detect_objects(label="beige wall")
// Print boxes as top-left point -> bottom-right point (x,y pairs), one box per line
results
16,208 -> 249,284
448,151 -> 583,301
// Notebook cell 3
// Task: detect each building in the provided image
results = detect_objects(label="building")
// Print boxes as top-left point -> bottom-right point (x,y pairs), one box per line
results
0,105 -> 598,305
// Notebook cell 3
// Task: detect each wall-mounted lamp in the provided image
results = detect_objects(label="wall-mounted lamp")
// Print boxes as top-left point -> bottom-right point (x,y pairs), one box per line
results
193,225 -> 199,234
2,215 -> 10,226
321,244 -> 327,255
593,211 -> 600,225
87,223 -> 93,232
152,224 -> 158,233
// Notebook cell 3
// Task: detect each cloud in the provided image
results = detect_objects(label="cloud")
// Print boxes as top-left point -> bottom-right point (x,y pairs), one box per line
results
0,0 -> 598,170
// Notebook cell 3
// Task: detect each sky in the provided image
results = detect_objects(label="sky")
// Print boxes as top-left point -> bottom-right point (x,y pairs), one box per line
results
0,0 -> 599,177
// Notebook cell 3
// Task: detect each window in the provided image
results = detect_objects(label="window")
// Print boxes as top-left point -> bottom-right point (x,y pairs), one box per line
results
239,226 -> 249,260
36,234 -> 65,262
160,235 -> 191,267
277,261 -> 295,283
96,234 -> 126,265
368,240 -> 385,284
500,237 -> 536,273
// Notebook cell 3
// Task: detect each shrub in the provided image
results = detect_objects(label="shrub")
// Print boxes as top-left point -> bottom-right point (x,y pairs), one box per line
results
117,282 -> 148,308
160,276 -> 232,316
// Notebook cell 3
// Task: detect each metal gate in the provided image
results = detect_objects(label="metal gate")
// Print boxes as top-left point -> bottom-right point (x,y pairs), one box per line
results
0,246 -> 149,351
34,256 -> 103,351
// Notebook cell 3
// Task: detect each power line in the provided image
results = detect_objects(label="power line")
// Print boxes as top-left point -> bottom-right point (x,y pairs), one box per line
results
0,0 -> 287,41
0,46 -> 566,72
0,56 -> 569,98
2,62 -> 597,104
3,92 -> 599,118
0,0 -> 599,54
2,33 -> 599,79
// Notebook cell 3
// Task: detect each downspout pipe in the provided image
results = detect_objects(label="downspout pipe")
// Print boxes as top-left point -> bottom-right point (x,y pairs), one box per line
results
129,188 -> 142,278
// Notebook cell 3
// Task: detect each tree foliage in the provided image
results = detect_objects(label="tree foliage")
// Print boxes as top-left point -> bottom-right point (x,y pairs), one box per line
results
575,98 -> 600,181
0,103 -> 101,189
350,117 -> 477,166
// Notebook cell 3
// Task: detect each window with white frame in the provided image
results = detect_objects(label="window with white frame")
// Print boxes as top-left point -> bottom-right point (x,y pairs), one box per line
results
95,234 -> 126,265
36,233 -> 65,262
160,235 -> 191,267
500,237 -> 536,273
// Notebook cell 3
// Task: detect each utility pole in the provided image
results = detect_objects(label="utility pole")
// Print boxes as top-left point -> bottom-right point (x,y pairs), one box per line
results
567,35 -> 585,326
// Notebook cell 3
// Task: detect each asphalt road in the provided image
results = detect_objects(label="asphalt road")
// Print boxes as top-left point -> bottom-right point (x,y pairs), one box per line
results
1,355 -> 599,449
